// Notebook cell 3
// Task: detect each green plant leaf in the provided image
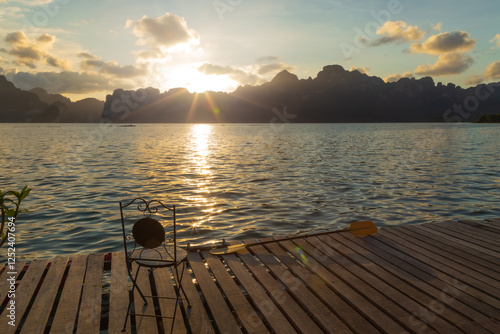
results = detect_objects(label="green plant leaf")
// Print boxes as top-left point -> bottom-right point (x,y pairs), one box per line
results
20,188 -> 31,201
5,209 -> 16,217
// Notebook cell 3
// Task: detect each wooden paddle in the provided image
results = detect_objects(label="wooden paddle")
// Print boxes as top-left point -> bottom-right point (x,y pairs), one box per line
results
209,220 -> 377,255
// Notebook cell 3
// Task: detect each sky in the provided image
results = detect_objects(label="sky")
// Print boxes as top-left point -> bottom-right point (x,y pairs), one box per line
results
0,0 -> 499,101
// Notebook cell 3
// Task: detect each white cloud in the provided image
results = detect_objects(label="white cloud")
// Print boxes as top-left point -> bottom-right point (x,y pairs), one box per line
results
198,60 -> 296,87
484,61 -> 500,80
198,63 -> 260,86
133,13 -> 199,49
384,71 -> 414,82
361,21 -> 424,47
414,52 -> 473,76
410,31 -> 476,55
78,52 -> 145,78
465,61 -> 500,84
431,23 -> 442,31
465,75 -> 484,85
3,0 -> 54,5
0,7 -> 26,21
4,31 -> 69,70
490,34 -> 500,49
4,70 -> 125,94
350,66 -> 370,75
124,19 -> 133,29
257,56 -> 279,63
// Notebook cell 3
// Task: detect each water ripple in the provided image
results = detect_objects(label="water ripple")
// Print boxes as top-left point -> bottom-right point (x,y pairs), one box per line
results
1,123 -> 499,261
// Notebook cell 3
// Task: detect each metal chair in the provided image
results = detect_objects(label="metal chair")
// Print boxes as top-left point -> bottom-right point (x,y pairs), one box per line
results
120,198 -> 190,333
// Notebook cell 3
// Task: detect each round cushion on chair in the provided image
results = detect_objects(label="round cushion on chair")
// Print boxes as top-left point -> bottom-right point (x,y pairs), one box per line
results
132,217 -> 165,248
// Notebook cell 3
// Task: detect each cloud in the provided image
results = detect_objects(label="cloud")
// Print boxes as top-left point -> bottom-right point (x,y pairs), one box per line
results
257,62 -> 293,75
465,75 -> 484,85
484,61 -> 500,80
4,31 -> 69,70
350,66 -> 370,75
257,56 -> 279,63
490,34 -> 500,49
37,33 -> 55,44
0,7 -> 26,21
414,52 -> 473,76
77,52 -> 100,60
410,31 -> 476,55
431,23 -> 442,31
465,61 -> 500,85
4,70 -> 133,94
198,63 -> 259,85
133,13 -> 199,48
361,21 -> 425,47
3,0 -> 54,4
79,52 -> 145,78
124,19 -> 133,29
384,71 -> 414,82
198,62 -> 294,86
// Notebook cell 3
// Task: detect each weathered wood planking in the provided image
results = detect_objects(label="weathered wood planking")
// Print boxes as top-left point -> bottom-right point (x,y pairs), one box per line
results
20,256 -> 68,334
108,251 -> 130,334
49,254 -> 87,334
0,218 -> 500,333
4,259 -> 48,334
76,253 -> 104,334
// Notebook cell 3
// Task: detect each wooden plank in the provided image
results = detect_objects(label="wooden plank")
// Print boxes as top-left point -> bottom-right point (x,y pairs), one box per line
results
455,220 -> 500,243
283,237 -> 427,333
341,232 -> 497,325
222,250 -> 297,334
396,225 -> 500,278
131,262 -> 158,334
177,261 -> 215,334
251,242 -> 355,334
4,259 -> 48,334
49,254 -> 87,334
378,229 -> 500,314
407,225 -> 500,270
421,224 -> 500,258
328,233 -> 476,332
20,257 -> 68,334
412,224 -> 500,264
467,219 -> 500,233
201,250 -> 269,333
0,261 -> 25,308
430,221 -> 500,249
236,246 -> 323,334
456,221 -> 500,242
187,251 -> 243,334
76,253 -> 104,334
272,238 -> 383,333
153,266 -> 186,333
388,227 -> 500,287
314,234 -> 462,333
108,252 -> 131,334
484,219 -> 500,229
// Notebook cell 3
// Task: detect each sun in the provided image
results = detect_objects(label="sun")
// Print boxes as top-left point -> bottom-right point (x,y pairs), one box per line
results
154,64 -> 237,93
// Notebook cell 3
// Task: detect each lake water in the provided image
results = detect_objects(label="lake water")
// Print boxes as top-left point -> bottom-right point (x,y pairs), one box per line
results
1,123 -> 499,261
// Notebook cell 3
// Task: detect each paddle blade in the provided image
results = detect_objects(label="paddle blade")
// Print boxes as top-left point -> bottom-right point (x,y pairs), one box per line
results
349,221 -> 377,236
209,244 -> 247,255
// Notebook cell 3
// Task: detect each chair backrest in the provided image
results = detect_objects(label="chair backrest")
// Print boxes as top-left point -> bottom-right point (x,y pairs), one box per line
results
119,198 -> 177,262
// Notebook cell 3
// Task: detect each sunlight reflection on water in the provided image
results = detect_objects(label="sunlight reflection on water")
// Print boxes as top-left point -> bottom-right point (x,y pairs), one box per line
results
1,123 -> 499,261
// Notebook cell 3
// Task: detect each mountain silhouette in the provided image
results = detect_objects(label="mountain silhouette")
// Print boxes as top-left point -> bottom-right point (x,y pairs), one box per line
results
102,65 -> 500,123
1,64 -> 499,123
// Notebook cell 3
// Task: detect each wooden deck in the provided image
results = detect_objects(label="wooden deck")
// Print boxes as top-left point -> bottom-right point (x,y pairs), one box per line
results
1,218 -> 500,333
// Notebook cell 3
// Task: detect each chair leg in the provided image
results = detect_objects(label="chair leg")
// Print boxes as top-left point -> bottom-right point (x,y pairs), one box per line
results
130,265 -> 148,305
176,262 -> 191,308
121,298 -> 132,332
